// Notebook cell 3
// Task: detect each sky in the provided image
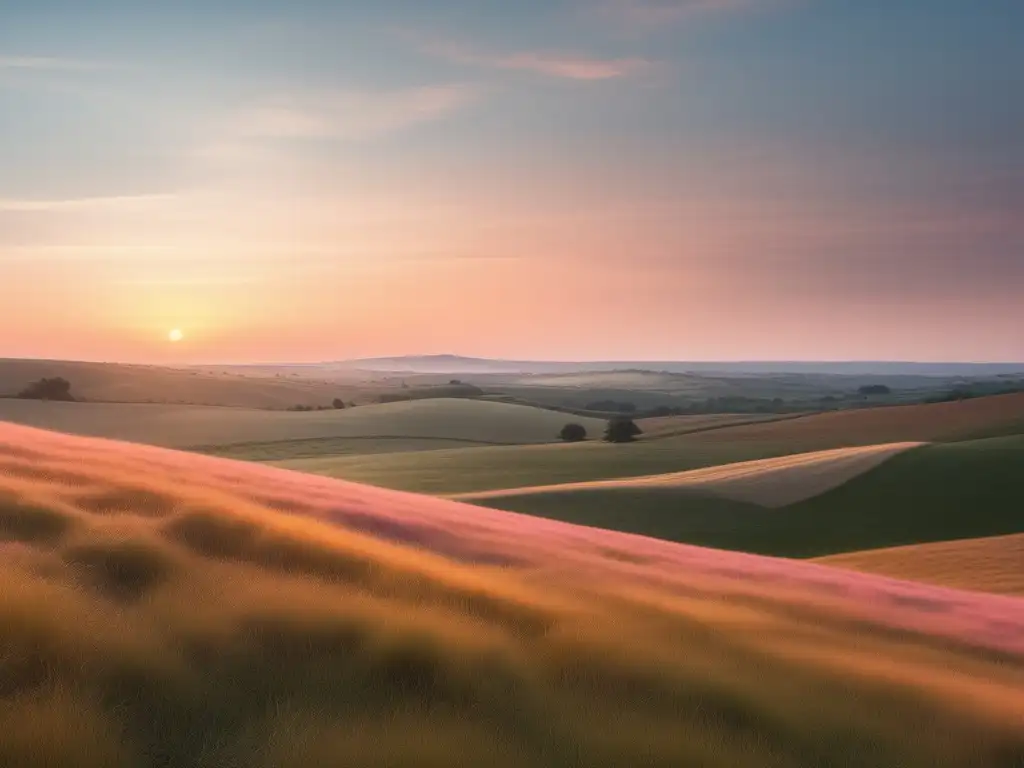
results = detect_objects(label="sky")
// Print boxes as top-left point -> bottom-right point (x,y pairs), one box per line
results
1,0 -> 1022,364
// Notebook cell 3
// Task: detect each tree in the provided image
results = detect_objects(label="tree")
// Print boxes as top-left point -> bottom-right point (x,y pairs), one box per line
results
17,377 -> 75,402
559,423 -> 588,442
604,417 -> 642,443
332,398 -> 346,409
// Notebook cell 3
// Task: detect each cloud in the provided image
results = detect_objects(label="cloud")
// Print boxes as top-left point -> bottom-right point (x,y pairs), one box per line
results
223,84 -> 481,142
595,0 -> 768,26
0,194 -> 175,213
424,40 -> 650,81
0,56 -> 107,71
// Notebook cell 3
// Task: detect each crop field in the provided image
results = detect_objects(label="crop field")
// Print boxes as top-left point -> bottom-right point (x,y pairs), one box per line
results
0,398 -> 604,454
276,393 -> 1024,495
1,422 -> 1023,767
816,534 -> 1024,596
460,437 -> 1024,558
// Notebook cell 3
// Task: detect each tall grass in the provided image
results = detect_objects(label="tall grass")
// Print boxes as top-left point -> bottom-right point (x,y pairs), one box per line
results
1,422 -> 1023,767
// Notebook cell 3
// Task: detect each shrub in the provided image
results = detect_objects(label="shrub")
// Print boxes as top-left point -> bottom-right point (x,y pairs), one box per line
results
332,398 -> 346,410
17,377 -> 75,402
604,418 -> 642,444
558,423 -> 588,443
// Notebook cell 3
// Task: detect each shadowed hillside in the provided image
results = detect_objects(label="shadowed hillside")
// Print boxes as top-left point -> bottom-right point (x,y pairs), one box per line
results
1,422 -> 1023,767
462,437 -> 1024,558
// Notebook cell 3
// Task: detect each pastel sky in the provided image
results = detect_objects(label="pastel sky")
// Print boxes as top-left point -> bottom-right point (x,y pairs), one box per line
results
2,0 -> 1022,364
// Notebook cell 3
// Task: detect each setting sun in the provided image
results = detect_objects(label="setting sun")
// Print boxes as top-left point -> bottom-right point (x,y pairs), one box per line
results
168,329 -> 184,343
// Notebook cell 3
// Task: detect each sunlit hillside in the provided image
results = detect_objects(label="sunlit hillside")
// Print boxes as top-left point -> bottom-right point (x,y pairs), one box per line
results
1,422 -> 1023,767
817,534 -> 1024,596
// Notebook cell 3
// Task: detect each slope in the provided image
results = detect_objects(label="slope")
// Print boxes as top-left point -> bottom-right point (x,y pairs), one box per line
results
816,534 -> 1024,596
462,437 -> 1024,558
1,422 -> 1023,767
0,358 -> 356,409
278,392 -> 1024,494
0,398 -> 605,454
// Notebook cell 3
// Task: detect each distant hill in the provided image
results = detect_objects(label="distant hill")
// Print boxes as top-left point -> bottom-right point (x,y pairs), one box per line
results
0,359 -> 355,409
329,355 -> 1024,377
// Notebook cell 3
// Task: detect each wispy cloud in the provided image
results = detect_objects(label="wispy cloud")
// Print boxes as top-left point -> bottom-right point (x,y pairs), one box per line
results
0,194 -> 174,213
0,56 -> 108,71
422,40 -> 650,81
596,0 -> 767,27
223,84 -> 481,142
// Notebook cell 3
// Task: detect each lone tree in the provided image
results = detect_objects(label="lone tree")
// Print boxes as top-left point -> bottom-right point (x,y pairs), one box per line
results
604,417 -> 642,444
559,423 -> 588,442
332,398 -> 346,409
17,377 -> 75,402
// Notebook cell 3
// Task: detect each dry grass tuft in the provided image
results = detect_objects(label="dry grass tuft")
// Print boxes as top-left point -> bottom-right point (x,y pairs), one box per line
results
63,536 -> 180,601
0,494 -> 75,545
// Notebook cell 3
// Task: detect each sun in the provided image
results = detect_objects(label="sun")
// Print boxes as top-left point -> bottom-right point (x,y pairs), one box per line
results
168,329 -> 184,343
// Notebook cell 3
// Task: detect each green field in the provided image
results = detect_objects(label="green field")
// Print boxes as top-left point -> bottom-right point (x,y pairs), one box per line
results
275,393 -> 1024,495
461,436 -> 1024,558
0,398 -> 606,453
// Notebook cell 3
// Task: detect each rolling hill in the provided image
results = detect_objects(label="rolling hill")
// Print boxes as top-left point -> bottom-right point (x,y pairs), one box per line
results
0,398 -> 604,455
1,421 -> 1023,767
276,392 -> 1024,494
0,358 -> 358,409
816,534 -> 1024,597
459,436 -> 1024,559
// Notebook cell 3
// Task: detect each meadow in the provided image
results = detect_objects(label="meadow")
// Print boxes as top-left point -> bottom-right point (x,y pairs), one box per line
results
0,398 -> 605,454
2,422 -> 1023,767
276,392 -> 1024,494
0,359 -> 360,409
461,436 -> 1024,558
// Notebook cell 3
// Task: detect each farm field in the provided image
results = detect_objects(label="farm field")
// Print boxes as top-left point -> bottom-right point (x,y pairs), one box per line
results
0,359 -> 360,409
461,436 -> 1024,558
817,534 -> 1024,597
2,422 -> 1024,767
276,393 -> 1024,495
0,398 -> 604,453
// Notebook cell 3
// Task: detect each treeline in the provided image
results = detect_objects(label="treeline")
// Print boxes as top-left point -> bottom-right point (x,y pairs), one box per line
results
924,382 -> 1024,404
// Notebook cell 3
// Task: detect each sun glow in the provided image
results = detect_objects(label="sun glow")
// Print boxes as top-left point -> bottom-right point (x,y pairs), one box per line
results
168,329 -> 184,343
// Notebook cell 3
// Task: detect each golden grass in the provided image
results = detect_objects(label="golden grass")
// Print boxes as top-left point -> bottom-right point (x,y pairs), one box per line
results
817,534 -> 1024,596
1,422 -> 1023,767
461,442 -> 921,508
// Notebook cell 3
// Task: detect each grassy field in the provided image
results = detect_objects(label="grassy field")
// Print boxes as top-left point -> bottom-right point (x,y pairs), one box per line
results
0,358 -> 361,409
0,398 -> 605,454
2,422 -> 1024,767
276,392 -> 1024,494
461,436 -> 1024,559
816,534 -> 1024,597
462,443 -> 920,508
